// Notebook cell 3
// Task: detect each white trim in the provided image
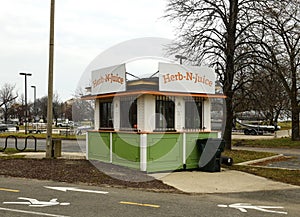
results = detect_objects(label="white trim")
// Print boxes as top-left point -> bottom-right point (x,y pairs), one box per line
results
110,132 -> 113,163
183,132 -> 186,165
140,134 -> 147,172
86,133 -> 89,160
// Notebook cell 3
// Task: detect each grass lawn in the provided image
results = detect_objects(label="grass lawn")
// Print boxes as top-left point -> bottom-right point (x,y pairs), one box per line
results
233,137 -> 300,148
231,165 -> 300,186
223,149 -> 276,164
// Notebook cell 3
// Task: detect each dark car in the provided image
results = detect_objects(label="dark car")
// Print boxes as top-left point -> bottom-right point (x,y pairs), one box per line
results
0,124 -> 8,132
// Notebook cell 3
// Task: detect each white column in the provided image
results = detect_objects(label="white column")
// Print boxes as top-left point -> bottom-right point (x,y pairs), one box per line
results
86,132 -> 89,160
140,134 -> 147,172
110,132 -> 113,163
94,99 -> 99,130
183,132 -> 186,165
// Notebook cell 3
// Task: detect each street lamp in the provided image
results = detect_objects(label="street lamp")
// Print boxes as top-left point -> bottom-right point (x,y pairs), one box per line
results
19,72 -> 32,134
175,55 -> 187,65
31,85 -> 36,121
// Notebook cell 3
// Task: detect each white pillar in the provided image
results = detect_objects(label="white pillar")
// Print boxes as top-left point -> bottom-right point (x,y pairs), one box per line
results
110,132 -> 113,163
183,132 -> 186,165
140,134 -> 147,172
86,133 -> 89,160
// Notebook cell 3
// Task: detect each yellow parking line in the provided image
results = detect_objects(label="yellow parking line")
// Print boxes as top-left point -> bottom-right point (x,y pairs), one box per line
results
120,201 -> 160,208
0,188 -> 20,193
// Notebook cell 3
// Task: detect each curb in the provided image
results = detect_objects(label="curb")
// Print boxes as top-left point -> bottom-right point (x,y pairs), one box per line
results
235,154 -> 284,166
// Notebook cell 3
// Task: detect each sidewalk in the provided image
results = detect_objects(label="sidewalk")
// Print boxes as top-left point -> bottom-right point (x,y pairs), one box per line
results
151,169 -> 300,194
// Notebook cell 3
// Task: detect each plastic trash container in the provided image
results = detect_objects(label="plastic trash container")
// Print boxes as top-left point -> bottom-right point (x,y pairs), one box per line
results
196,138 -> 225,172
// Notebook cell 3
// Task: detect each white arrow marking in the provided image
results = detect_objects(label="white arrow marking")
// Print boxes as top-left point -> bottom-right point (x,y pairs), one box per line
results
218,203 -> 288,215
45,186 -> 108,194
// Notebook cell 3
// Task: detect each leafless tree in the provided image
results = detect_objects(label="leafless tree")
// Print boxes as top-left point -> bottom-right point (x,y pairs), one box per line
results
0,83 -> 18,123
165,0 -> 266,149
234,66 -> 289,125
72,88 -> 94,122
254,0 -> 300,140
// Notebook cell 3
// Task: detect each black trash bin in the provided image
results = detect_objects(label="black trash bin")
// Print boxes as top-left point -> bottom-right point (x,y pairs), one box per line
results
196,138 -> 225,172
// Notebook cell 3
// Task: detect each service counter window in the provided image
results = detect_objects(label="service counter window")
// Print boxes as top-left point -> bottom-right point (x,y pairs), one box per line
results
120,96 -> 137,131
185,97 -> 203,130
99,99 -> 114,130
155,96 -> 175,131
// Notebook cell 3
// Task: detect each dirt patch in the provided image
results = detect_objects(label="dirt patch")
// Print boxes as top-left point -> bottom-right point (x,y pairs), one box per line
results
0,158 -> 179,192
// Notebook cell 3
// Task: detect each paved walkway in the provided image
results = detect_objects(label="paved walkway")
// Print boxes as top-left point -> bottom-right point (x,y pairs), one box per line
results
151,169 -> 300,194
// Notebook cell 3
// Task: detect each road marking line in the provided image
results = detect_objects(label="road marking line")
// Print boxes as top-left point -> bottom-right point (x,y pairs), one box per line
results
0,207 -> 70,217
44,186 -> 108,194
120,201 -> 160,208
0,188 -> 20,193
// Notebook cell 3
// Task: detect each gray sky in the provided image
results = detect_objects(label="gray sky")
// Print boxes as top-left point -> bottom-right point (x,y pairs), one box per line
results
0,0 -> 174,102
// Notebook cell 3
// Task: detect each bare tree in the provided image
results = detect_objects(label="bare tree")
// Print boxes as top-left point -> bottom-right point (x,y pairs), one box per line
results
165,0 -> 265,149
234,67 -> 288,125
255,0 -> 300,140
0,83 -> 18,123
72,88 -> 94,122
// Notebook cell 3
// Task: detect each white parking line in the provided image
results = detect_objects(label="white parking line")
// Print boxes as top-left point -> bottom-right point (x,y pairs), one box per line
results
0,207 -> 70,217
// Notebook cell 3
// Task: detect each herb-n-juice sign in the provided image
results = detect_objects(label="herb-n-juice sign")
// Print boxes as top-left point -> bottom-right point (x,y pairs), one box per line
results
159,62 -> 215,94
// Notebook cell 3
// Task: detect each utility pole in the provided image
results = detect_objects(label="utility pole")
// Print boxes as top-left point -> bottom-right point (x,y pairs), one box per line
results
46,0 -> 55,158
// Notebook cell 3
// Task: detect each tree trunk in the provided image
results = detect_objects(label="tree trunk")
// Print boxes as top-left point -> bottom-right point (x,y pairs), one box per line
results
223,95 -> 234,150
291,104 -> 300,140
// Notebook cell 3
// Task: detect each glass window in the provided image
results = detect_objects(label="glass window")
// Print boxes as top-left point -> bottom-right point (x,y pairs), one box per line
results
99,99 -> 113,129
155,96 -> 175,131
120,97 -> 137,130
185,97 -> 203,130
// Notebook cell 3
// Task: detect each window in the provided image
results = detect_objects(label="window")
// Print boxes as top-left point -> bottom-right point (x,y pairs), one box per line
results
155,96 -> 175,131
99,99 -> 113,129
120,96 -> 137,130
185,97 -> 203,130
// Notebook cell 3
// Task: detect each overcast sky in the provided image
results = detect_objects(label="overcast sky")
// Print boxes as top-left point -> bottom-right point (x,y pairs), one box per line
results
0,0 -> 174,102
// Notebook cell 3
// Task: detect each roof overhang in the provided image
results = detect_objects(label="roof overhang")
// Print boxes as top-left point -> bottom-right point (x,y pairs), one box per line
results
81,90 -> 226,100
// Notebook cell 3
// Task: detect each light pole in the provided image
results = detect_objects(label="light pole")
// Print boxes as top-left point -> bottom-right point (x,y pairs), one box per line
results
19,72 -> 32,134
175,55 -> 187,65
31,85 -> 36,121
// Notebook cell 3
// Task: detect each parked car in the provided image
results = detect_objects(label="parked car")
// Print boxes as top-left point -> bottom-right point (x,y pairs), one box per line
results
57,121 -> 74,128
0,124 -> 8,132
76,125 -> 93,135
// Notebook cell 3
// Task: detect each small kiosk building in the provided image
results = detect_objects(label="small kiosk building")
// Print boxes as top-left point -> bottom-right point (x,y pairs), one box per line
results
84,62 -> 225,172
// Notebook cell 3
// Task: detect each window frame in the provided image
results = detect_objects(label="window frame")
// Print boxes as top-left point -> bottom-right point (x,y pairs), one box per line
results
155,95 -> 175,132
99,99 -> 114,130
119,96 -> 138,131
184,97 -> 203,130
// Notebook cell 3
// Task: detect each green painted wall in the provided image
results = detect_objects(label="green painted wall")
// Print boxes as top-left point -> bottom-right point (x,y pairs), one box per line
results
88,131 -> 219,172
112,133 -> 140,169
147,133 -> 183,172
88,132 -> 110,162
